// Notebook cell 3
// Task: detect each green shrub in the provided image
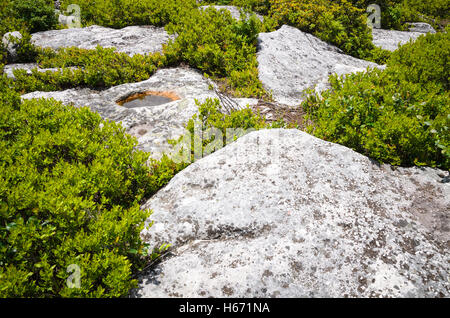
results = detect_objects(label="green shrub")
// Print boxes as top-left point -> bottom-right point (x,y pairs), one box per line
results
386,30 -> 449,91
402,0 -> 450,21
0,75 -> 161,297
4,32 -> 41,63
169,98 -> 272,163
11,0 -> 58,33
269,0 -> 376,59
304,30 -> 450,169
164,6 -> 266,97
60,0 -> 198,28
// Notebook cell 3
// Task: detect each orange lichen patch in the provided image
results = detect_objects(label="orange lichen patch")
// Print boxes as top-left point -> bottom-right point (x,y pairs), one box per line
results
117,91 -> 180,106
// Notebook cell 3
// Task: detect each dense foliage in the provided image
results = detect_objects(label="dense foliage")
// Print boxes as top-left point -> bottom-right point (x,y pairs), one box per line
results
59,0 -> 198,29
164,7 -> 266,97
0,74 -> 161,297
304,30 -> 449,169
170,98 -> 270,162
11,0 -> 58,33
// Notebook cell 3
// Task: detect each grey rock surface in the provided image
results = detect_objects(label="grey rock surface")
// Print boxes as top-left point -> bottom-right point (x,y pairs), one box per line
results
135,129 -> 449,297
200,5 -> 264,22
408,22 -> 436,34
21,68 -> 258,158
256,25 -> 381,106
3,63 -> 78,80
30,25 -> 174,56
2,31 -> 23,63
372,28 -> 426,51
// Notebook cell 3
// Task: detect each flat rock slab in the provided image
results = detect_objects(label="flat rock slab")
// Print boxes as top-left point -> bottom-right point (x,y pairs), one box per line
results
3,63 -> 78,80
21,67 -> 258,158
372,28 -> 426,51
256,25 -> 381,106
135,129 -> 449,297
31,25 -> 174,56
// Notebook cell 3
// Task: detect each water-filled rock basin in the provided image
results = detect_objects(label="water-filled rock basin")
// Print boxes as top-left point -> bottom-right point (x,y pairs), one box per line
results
117,91 -> 179,108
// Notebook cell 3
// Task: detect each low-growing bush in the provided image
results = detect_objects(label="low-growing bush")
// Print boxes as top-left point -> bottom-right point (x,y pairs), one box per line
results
164,6 -> 266,97
168,98 -> 284,164
386,30 -> 449,91
304,30 -> 449,169
0,74 -> 162,297
60,0 -> 198,28
11,0 -> 58,33
402,0 -> 450,21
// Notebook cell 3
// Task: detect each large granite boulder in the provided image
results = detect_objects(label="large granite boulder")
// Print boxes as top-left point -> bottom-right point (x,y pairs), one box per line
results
135,129 -> 449,297
21,67 -> 258,158
256,25 -> 382,106
30,25 -> 174,56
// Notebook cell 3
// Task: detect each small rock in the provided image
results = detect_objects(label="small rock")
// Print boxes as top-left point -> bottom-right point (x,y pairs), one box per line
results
372,28 -> 426,52
2,31 -> 23,63
408,22 -> 436,34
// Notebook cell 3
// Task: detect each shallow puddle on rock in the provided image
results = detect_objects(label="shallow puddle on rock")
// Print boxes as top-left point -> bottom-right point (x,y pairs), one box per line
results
117,91 -> 179,108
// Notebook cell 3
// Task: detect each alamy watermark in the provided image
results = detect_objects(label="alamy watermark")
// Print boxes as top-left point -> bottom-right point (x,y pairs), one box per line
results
367,4 -> 382,29
55,4 -> 81,29
66,264 -> 80,289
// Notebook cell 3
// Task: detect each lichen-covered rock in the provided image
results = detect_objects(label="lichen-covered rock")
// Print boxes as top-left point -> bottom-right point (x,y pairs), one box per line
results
30,25 -> 174,56
135,129 -> 449,298
21,68 -> 258,158
256,25 -> 381,106
2,31 -> 23,63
